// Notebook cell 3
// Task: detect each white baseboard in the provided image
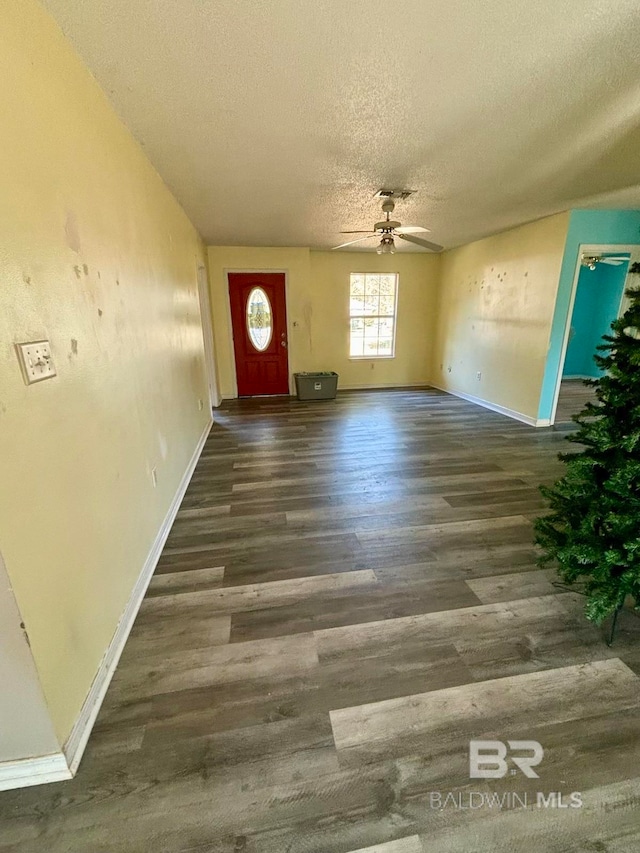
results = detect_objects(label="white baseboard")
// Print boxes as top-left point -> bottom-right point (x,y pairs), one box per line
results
430,384 -> 549,427
337,382 -> 432,391
0,752 -> 72,792
221,383 -> 432,399
63,418 -> 213,775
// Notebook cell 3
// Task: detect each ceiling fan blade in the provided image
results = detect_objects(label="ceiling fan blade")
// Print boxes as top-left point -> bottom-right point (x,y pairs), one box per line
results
396,233 -> 443,252
331,234 -> 377,250
601,258 -> 625,265
394,225 -> 430,234
340,230 -> 376,234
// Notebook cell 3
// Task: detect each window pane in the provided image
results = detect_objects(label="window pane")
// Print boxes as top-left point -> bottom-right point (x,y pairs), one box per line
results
379,275 -> 396,295
350,336 -> 365,357
379,317 -> 394,337
246,287 -> 272,352
365,275 -> 381,297
378,338 -> 393,354
379,294 -> 395,315
351,274 -> 365,296
350,318 -> 364,334
364,318 -> 379,338
361,295 -> 379,315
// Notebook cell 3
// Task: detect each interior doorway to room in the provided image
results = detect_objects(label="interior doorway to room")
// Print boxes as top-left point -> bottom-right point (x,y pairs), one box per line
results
228,272 -> 289,397
554,250 -> 630,423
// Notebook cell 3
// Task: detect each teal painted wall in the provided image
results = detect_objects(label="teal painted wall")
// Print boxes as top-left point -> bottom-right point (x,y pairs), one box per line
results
538,210 -> 640,422
563,261 -> 628,378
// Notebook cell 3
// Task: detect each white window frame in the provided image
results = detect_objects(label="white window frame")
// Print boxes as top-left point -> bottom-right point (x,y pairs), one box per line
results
348,272 -> 399,359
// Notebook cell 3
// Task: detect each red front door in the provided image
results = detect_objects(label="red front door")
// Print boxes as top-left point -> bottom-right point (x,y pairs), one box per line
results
229,272 -> 289,397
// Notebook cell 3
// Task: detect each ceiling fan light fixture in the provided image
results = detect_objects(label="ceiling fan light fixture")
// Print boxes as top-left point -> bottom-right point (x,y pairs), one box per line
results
332,199 -> 443,252
581,253 -> 628,270
377,236 -> 395,254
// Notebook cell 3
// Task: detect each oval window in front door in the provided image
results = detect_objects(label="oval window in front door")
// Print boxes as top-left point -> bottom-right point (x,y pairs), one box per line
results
246,287 -> 273,351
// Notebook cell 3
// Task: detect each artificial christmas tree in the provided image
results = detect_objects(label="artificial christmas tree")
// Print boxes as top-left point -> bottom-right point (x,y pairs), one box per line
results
535,286 -> 640,643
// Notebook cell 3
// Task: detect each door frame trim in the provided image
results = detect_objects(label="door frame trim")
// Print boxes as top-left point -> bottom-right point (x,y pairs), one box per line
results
197,264 -> 221,410
224,269 -> 291,398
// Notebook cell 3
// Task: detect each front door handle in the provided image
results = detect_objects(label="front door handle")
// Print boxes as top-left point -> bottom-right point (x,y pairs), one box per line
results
281,340 -> 287,348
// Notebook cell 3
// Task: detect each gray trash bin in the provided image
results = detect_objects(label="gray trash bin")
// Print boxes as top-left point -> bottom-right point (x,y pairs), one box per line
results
294,372 -> 339,401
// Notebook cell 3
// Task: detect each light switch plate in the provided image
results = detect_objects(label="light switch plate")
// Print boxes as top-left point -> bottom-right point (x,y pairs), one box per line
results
15,341 -> 57,385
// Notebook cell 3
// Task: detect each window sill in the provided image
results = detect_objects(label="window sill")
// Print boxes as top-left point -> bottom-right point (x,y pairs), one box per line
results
349,356 -> 396,361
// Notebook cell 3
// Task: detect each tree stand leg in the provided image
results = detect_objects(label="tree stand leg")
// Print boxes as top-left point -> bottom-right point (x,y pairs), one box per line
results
606,603 -> 624,647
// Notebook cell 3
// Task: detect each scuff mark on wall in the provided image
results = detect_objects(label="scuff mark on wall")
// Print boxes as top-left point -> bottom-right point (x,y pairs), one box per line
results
157,432 -> 168,461
19,621 -> 31,648
64,210 -> 81,253
69,338 -> 78,359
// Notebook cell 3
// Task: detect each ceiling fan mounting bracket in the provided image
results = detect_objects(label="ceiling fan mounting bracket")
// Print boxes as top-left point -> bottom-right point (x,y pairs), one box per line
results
374,189 -> 415,200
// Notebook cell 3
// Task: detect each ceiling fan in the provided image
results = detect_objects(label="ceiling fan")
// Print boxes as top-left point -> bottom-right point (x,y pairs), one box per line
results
332,199 -> 443,254
581,254 -> 629,270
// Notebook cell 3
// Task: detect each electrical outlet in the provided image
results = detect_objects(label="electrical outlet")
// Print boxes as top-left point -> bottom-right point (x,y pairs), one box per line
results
15,341 -> 56,384
151,467 -> 158,488
476,371 -> 482,381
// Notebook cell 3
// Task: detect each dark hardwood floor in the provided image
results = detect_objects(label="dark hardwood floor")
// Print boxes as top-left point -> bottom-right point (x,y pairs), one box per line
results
2,389 -> 640,853
555,379 -> 597,424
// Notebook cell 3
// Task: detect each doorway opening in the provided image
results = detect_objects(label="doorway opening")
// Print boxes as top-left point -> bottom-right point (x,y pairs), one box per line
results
553,249 -> 630,424
228,272 -> 289,397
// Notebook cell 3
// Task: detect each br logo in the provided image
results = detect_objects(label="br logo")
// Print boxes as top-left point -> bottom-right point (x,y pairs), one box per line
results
469,740 -> 544,779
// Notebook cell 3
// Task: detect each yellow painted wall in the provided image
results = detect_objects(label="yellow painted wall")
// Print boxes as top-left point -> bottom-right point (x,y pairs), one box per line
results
0,0 -> 210,743
432,213 -> 570,421
207,247 -> 440,397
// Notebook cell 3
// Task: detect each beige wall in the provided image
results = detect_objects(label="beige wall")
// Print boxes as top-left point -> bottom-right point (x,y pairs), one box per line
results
0,0 -> 210,743
207,247 -> 440,397
432,213 -> 570,422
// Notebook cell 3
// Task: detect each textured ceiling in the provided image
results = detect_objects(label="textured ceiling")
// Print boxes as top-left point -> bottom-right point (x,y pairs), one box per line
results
43,0 -> 640,251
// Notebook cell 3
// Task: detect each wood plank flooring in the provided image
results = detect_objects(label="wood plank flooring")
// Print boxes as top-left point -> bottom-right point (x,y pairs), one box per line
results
555,379 -> 597,424
2,388 -> 640,853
